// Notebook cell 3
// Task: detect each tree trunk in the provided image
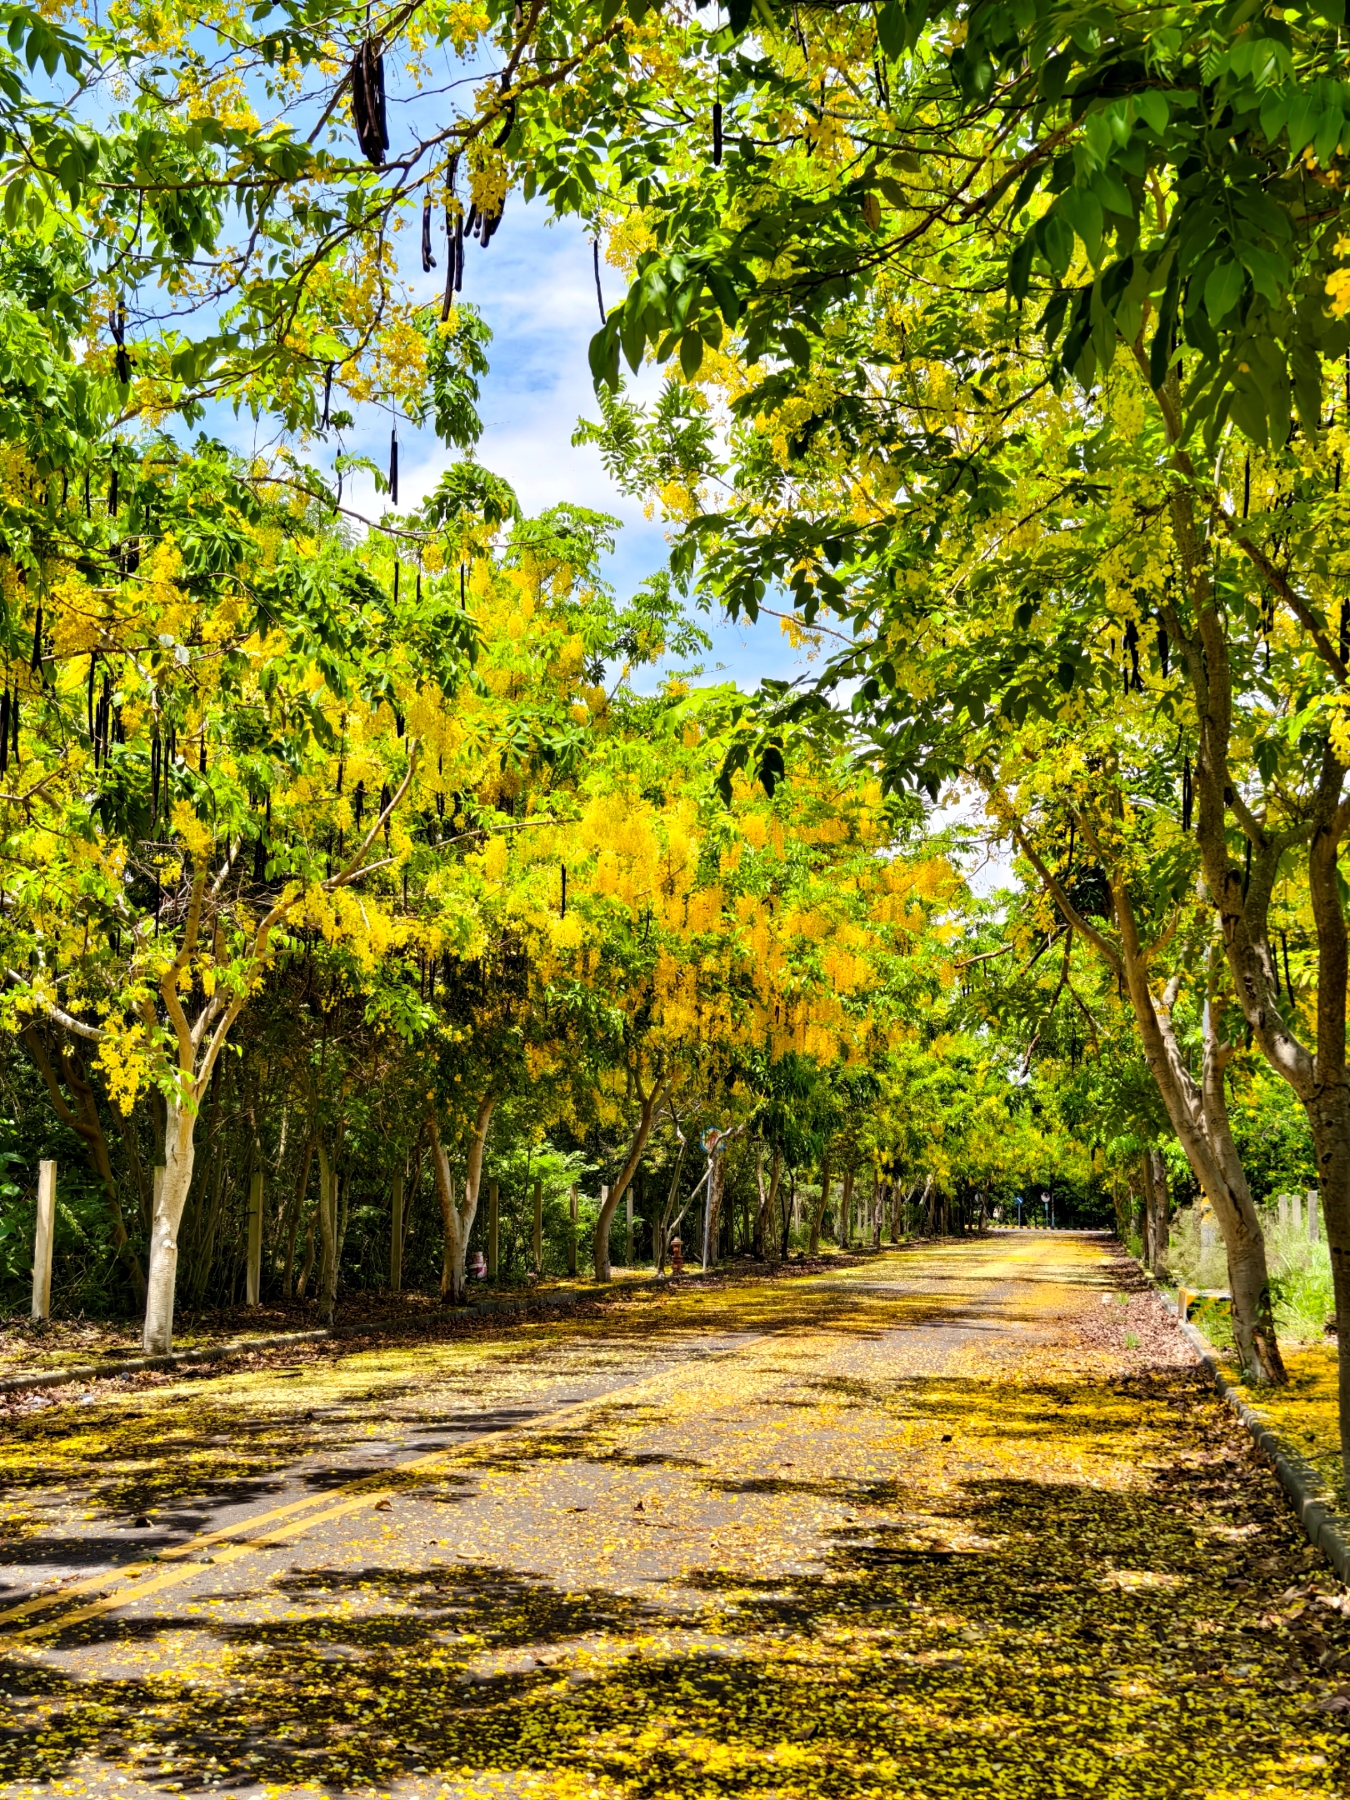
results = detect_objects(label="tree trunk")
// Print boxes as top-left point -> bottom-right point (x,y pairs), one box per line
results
593,1077 -> 669,1282
282,1135 -> 315,1300
871,1171 -> 882,1250
390,1170 -> 404,1293
808,1151 -> 831,1256
837,1164 -> 854,1247
429,1096 -> 494,1305
754,1145 -> 782,1260
1139,1148 -> 1168,1275
142,1100 -> 197,1354
315,1141 -> 338,1324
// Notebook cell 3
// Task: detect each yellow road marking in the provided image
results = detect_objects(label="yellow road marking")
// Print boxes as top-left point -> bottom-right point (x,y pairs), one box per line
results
2,1248 -> 985,1644
0,1380 -> 670,1643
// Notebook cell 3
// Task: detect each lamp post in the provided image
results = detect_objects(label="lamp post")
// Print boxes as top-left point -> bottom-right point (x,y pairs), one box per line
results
1042,1191 -> 1051,1230
1016,1194 -> 1023,1229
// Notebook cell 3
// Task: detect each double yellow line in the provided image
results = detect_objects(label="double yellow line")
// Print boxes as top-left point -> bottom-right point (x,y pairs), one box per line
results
0,1391 -> 612,1645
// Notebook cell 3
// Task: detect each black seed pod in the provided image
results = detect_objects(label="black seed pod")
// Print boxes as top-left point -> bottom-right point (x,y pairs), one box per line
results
350,40 -> 389,166
713,99 -> 723,166
389,430 -> 399,506
422,197 -> 436,272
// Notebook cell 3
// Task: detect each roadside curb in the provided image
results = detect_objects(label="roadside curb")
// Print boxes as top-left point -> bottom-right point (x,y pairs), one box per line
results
1177,1312 -> 1350,1583
1116,1245 -> 1346,1582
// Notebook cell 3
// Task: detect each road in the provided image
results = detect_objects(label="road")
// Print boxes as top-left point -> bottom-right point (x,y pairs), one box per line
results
0,1234 -> 1344,1799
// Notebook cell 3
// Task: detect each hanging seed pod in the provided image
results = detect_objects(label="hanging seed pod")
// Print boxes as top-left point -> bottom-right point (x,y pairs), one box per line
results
111,300 -> 130,384
29,602 -> 42,673
109,469 -> 118,517
416,569 -> 422,605
465,202 -> 479,242
83,472 -> 90,518
60,473 -> 67,507
0,691 -> 10,776
393,561 -> 400,604
712,98 -> 723,166
454,211 -> 465,293
460,564 -> 467,608
350,39 -> 389,167
442,205 -> 458,321
11,689 -> 18,763
1181,754 -> 1193,832
1156,619 -> 1170,677
353,781 -> 365,831
151,730 -> 160,822
389,429 -> 399,506
321,363 -> 333,429
87,653 -> 96,739
394,708 -> 405,736
421,197 -> 436,272
1124,618 -> 1141,691
560,863 -> 567,918
199,732 -> 207,774
1243,454 -> 1251,518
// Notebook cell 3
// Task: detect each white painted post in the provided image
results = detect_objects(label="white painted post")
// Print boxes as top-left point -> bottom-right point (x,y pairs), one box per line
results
31,1160 -> 56,1322
1278,1193 -> 1290,1231
246,1171 -> 263,1306
1292,1191 -> 1304,1233
1309,1189 -> 1322,1243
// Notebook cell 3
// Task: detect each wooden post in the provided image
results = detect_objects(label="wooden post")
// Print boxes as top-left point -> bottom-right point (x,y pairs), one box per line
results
391,1171 -> 404,1293
31,1160 -> 56,1322
488,1179 -> 499,1282
246,1170 -> 263,1306
532,1176 -> 543,1276
568,1184 -> 578,1276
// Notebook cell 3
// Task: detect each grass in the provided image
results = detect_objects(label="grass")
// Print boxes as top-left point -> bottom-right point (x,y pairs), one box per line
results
1167,1203 -> 1333,1345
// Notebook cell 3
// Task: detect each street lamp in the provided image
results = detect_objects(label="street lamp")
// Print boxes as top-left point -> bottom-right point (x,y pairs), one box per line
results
1016,1195 -> 1023,1229
1042,1191 -> 1051,1230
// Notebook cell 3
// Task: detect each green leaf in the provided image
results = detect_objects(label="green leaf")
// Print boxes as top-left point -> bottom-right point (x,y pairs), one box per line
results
876,0 -> 904,59
679,331 -> 704,379
1135,90 -> 1169,135
1203,259 -> 1245,323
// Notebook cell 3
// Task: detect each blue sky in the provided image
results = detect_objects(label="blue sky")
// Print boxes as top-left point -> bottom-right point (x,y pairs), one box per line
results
324,193 -> 806,695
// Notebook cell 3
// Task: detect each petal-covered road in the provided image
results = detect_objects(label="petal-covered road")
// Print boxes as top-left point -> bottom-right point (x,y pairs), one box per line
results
0,1234 -> 1345,1800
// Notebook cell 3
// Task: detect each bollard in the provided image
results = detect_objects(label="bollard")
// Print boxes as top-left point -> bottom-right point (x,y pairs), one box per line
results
31,1160 -> 56,1322
488,1180 -> 499,1283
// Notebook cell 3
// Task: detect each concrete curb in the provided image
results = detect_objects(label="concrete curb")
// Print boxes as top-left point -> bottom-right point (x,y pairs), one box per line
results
1177,1314 -> 1350,1583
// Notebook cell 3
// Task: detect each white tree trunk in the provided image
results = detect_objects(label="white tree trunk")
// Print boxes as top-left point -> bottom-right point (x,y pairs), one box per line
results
142,1102 -> 197,1354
